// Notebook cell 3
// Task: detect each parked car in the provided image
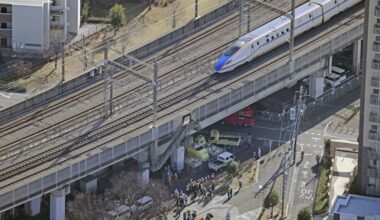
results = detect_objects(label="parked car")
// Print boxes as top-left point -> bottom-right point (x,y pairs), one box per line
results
208,152 -> 234,172
324,66 -> 347,88
130,196 -> 153,213
104,204 -> 131,220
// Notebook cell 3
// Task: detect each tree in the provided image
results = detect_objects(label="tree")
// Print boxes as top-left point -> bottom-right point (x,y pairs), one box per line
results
226,160 -> 239,175
109,3 -> 127,35
81,0 -> 90,24
264,190 -> 279,217
297,208 -> 312,220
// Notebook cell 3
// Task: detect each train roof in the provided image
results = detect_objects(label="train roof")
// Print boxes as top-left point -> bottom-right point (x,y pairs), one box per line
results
239,2 -> 320,43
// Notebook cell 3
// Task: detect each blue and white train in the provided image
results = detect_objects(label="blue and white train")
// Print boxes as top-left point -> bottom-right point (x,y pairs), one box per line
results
214,0 -> 361,73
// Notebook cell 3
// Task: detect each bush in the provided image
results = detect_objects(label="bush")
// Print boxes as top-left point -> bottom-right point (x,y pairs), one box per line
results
324,139 -> 331,156
264,190 -> 279,209
226,160 -> 239,175
298,208 -> 312,220
186,147 -> 203,160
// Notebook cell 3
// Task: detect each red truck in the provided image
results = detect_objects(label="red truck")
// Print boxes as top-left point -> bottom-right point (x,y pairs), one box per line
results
221,107 -> 255,127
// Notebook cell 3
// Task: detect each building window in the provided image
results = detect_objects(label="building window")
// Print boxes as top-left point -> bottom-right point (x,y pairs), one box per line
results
52,16 -> 60,22
0,7 -> 7,13
0,38 -> 7,48
372,125 -> 378,131
0,23 -> 6,29
374,89 -> 379,94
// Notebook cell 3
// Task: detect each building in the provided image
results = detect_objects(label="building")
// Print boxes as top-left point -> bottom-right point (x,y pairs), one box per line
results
0,0 -> 80,55
358,0 -> 380,196
329,194 -> 380,220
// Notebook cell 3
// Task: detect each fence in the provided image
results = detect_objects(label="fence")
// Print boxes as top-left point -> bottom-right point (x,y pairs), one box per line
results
0,1 -> 240,124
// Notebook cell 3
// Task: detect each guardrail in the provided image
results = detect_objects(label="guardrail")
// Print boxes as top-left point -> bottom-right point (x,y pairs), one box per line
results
0,1 -> 239,125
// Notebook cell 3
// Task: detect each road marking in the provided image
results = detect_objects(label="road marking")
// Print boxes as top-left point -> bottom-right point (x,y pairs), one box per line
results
306,144 -> 311,146
324,121 -> 357,141
316,133 -> 321,136
0,93 -> 10,99
311,137 -> 321,141
312,145 -> 317,147
311,132 -> 315,135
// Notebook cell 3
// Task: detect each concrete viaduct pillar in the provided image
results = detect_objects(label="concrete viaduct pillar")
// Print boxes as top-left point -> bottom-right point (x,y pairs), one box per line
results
308,71 -> 325,98
353,39 -> 362,74
24,197 -> 41,216
137,162 -> 150,187
50,187 -> 70,220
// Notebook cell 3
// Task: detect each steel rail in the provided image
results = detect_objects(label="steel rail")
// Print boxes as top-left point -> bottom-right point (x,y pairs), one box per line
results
0,11 -> 364,191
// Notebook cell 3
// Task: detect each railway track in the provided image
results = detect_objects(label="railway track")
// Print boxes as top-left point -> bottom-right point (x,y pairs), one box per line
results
0,9 -> 364,191
0,0 -> 305,137
0,1 -> 304,159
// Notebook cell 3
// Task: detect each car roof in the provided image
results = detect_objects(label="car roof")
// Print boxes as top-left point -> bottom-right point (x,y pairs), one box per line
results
137,196 -> 152,204
219,152 -> 233,158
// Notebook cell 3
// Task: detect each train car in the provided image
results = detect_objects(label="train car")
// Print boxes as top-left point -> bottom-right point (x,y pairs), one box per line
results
214,0 -> 361,73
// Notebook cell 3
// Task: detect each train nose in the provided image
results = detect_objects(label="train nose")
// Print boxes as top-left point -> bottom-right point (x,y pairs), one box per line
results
214,54 -> 230,72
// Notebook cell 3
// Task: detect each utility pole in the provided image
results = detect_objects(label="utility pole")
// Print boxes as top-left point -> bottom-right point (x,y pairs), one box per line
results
103,42 -> 110,118
246,3 -> 251,33
279,108 -> 287,218
292,86 -> 306,165
195,0 -> 199,18
61,42 -> 65,82
152,62 -> 159,159
239,0 -> 243,36
289,0 -> 296,79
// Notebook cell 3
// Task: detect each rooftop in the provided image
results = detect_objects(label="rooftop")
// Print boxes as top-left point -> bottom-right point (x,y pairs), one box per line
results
331,194 -> 380,217
0,0 -> 50,6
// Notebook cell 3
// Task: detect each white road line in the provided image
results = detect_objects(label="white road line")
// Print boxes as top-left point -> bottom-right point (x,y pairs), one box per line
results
0,93 -> 10,99
306,144 -> 311,146
317,133 -> 321,136
311,132 -> 315,135
312,145 -> 317,147
324,120 -> 357,141
312,137 -> 322,141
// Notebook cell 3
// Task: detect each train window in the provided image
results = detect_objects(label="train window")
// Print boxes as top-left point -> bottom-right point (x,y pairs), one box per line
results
286,28 -> 289,32
224,45 -> 241,56
257,41 -> 260,45
309,14 -> 312,18
271,36 -> 274,40
281,31 -> 284,35
334,0 -> 337,3
266,39 -> 269,42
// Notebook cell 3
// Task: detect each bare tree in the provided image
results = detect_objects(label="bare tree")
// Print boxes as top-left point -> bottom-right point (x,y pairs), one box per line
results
66,192 -> 115,220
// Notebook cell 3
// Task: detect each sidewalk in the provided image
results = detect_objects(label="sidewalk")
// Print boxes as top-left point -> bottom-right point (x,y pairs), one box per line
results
167,147 -> 289,220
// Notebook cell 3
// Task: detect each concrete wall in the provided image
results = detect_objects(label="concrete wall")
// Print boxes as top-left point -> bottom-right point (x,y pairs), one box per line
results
67,0 -> 80,34
12,5 -> 45,52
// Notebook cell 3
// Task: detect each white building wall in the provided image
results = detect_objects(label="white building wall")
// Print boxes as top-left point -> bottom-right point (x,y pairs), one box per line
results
67,0 -> 80,34
12,5 -> 45,52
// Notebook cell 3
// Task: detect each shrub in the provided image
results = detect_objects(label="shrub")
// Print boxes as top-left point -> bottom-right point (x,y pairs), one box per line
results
226,160 -> 239,175
264,190 -> 279,209
297,208 -> 312,220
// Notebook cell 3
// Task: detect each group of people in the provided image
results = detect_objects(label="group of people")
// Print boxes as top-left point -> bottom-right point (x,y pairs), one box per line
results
185,176 -> 216,202
182,210 -> 214,220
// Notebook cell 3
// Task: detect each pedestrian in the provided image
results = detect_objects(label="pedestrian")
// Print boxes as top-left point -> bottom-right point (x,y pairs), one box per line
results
229,187 -> 233,198
226,209 -> 232,220
239,179 -> 243,190
183,211 -> 187,220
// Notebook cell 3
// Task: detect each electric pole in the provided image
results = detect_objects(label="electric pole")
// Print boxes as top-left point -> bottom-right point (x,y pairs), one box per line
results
292,86 -> 306,165
289,0 -> 296,79
61,42 -> 65,82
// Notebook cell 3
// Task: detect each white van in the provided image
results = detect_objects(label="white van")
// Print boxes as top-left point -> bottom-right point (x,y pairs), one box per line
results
104,204 -> 131,220
325,66 -> 347,88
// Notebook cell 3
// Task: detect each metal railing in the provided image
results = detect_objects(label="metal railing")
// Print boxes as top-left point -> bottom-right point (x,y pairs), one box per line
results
150,123 -> 188,171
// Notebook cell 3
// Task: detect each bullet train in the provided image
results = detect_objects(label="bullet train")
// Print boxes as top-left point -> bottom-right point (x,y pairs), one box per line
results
214,0 -> 361,73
